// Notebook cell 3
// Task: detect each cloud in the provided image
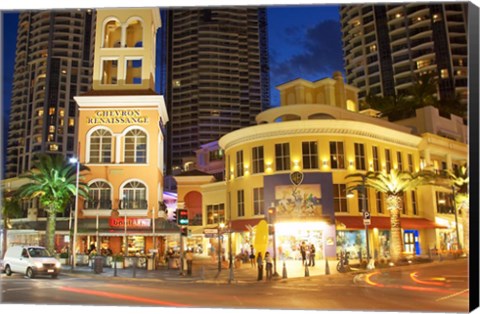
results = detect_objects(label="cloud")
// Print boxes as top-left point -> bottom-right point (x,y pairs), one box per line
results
269,19 -> 344,87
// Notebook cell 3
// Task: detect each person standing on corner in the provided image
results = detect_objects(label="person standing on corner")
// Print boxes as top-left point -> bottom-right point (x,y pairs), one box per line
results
300,241 -> 307,266
308,244 -> 316,267
265,251 -> 273,280
186,249 -> 194,276
256,252 -> 263,281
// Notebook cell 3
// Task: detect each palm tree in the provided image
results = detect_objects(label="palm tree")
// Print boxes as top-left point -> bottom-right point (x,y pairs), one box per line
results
16,154 -> 89,254
443,164 -> 469,255
346,169 -> 434,263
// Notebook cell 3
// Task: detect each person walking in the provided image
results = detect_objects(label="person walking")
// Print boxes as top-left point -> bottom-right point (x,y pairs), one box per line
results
256,252 -> 264,281
249,245 -> 256,268
308,244 -> 316,267
186,249 -> 194,275
265,251 -> 273,280
300,242 -> 307,266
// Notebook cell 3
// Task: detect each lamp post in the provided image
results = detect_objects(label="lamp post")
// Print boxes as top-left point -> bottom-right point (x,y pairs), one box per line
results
268,206 -> 279,277
451,186 -> 462,253
69,157 -> 80,271
218,222 -> 225,272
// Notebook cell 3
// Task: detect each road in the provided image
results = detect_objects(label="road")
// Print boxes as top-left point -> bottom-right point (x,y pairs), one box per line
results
0,259 -> 469,312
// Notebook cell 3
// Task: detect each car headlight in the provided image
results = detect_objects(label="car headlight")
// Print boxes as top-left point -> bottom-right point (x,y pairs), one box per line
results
55,262 -> 61,268
34,262 -> 43,268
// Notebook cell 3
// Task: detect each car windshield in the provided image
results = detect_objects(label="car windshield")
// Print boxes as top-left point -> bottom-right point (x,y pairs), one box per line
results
28,248 -> 51,257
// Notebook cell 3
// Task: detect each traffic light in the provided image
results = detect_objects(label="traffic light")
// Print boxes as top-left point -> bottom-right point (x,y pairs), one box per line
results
267,207 -> 276,224
181,226 -> 188,237
177,209 -> 189,225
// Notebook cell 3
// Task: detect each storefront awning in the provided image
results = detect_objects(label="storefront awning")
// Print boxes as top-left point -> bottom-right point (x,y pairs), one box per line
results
230,218 -> 264,232
335,216 -> 447,230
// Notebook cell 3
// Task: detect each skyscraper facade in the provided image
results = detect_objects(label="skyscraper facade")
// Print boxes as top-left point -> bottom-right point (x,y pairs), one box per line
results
340,4 -> 468,105
165,8 -> 270,175
5,10 -> 95,178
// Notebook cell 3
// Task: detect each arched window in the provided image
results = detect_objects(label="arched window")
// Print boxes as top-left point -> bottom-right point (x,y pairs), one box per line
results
121,180 -> 147,209
86,181 -> 112,209
89,129 -> 112,163
126,18 -> 143,48
103,19 -> 122,48
124,129 -> 147,163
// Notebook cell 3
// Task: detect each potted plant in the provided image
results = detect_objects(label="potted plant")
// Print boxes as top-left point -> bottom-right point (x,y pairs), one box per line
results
113,255 -> 124,269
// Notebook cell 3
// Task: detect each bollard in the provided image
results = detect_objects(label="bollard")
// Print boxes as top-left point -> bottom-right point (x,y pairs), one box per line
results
114,258 -> 117,277
325,258 -> 330,275
282,261 -> 288,279
304,264 -> 309,277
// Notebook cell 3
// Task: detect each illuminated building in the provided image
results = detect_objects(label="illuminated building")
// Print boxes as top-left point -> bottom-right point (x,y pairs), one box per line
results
175,72 -> 467,263
6,10 -> 95,179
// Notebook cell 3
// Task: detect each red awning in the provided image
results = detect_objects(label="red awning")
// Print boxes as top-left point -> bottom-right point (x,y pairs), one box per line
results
335,216 -> 447,230
230,218 -> 264,232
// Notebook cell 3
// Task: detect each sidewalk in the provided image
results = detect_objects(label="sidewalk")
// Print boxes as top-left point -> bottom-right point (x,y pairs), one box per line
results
61,255 -> 342,284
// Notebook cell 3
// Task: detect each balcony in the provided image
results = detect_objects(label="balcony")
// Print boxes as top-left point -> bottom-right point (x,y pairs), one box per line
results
119,199 -> 148,210
84,199 -> 112,210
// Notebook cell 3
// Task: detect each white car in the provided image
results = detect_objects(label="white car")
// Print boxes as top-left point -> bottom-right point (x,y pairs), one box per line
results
3,245 -> 61,278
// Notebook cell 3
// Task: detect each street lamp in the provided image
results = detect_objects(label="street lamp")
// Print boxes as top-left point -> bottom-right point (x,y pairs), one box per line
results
451,186 -> 462,253
218,222 -> 225,272
69,157 -> 80,271
268,206 -> 279,277
347,175 -> 374,269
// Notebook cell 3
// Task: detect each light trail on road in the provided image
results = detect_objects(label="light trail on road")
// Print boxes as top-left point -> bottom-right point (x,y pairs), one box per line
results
59,286 -> 190,307
409,272 -> 448,287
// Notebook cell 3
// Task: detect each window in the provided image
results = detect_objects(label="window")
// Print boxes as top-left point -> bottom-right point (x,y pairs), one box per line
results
101,59 -> 118,85
236,150 -> 244,177
385,149 -> 392,173
411,191 -> 418,215
252,146 -> 264,174
126,19 -> 143,48
89,129 -> 112,163
275,143 -> 290,171
436,191 -> 453,214
124,129 -> 147,163
121,181 -> 147,209
126,59 -> 142,85
354,143 -> 366,170
87,181 -> 112,209
407,154 -> 414,172
237,190 -> 245,217
376,192 -> 384,214
330,141 -> 345,169
103,19 -> 121,48
372,146 -> 380,171
253,187 -> 264,215
302,141 -> 319,169
333,184 -> 348,213
206,203 -> 225,224
440,68 -> 449,78
397,152 -> 403,171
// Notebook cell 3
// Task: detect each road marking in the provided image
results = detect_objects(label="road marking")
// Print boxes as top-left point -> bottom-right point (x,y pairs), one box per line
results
435,289 -> 469,302
3,287 -> 31,292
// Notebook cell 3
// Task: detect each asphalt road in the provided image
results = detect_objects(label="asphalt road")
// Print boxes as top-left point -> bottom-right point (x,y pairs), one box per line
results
0,259 -> 469,312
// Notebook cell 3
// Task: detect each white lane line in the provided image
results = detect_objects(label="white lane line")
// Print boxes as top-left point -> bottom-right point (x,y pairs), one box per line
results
435,289 -> 469,302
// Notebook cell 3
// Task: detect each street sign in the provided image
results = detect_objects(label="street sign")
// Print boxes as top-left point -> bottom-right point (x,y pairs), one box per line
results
363,211 -> 371,225
203,228 -> 218,235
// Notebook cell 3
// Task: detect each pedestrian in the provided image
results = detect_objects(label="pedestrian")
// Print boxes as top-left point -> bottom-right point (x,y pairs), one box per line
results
256,252 -> 263,281
265,251 -> 273,280
249,245 -> 256,268
300,242 -> 307,266
308,244 -> 316,266
186,249 -> 194,275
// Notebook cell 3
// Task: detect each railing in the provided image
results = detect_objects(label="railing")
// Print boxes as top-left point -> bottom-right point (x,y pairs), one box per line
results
119,200 -> 148,210
84,200 -> 112,210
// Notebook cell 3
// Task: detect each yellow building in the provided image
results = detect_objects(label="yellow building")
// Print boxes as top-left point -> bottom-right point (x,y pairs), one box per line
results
176,72 -> 468,264
74,8 -> 175,260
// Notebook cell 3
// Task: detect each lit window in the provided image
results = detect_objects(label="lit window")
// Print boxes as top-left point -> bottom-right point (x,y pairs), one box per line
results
59,109 -> 65,117
369,44 -> 377,53
440,69 -> 449,78
49,125 -> 55,133
89,129 -> 112,163
38,109 -> 44,117
49,107 -> 55,115
124,129 -> 147,163
49,144 -> 58,151
68,118 -> 75,127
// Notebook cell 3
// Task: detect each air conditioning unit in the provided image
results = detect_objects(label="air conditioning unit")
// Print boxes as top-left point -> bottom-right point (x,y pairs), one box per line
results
27,207 -> 38,220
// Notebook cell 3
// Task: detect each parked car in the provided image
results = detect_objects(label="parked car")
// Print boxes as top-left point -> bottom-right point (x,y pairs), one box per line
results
3,245 -> 61,278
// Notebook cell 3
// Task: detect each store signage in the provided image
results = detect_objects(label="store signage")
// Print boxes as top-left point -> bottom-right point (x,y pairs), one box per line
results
109,218 -> 151,229
290,171 -> 304,186
203,228 -> 219,238
363,211 -> 371,226
87,109 -> 149,125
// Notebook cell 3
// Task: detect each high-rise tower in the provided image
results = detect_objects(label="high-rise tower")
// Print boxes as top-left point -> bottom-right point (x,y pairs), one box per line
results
340,4 -> 468,107
6,10 -> 95,178
165,8 -> 270,176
